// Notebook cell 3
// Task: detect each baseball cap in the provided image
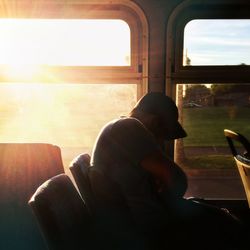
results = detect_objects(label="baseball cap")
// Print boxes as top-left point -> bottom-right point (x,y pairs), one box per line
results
133,92 -> 187,140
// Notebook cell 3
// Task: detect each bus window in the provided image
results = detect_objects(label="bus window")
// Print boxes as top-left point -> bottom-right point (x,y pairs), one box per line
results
175,83 -> 250,199
0,83 -> 137,169
0,19 -> 130,66
166,13 -> 250,199
0,18 -> 141,171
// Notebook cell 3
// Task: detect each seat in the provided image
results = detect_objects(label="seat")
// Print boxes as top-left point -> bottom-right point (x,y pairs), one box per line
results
0,143 -> 64,203
69,153 -> 95,213
28,174 -> 94,250
89,168 -> 151,250
0,143 -> 65,249
224,129 -> 250,207
69,154 -> 150,249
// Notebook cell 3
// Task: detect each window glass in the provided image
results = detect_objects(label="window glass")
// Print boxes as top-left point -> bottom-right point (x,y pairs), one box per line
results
0,19 -> 130,66
0,83 -> 137,168
175,83 -> 250,199
0,18 -> 137,172
183,20 -> 250,66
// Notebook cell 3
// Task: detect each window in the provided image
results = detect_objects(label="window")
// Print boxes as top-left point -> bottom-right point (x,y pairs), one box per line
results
0,19 -> 130,66
175,83 -> 250,199
0,18 -> 134,83
0,83 -> 137,168
167,1 -> 250,199
0,1 -> 148,171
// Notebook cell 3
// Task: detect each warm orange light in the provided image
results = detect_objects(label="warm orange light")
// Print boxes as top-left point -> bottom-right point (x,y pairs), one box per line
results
0,18 -> 132,168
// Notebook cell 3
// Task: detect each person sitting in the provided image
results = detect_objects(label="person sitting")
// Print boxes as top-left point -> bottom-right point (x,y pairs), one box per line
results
90,92 -> 246,250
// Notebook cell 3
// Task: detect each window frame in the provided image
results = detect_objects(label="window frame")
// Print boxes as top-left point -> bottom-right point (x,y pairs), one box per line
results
0,0 -> 148,98
166,0 -> 250,95
166,0 -> 250,198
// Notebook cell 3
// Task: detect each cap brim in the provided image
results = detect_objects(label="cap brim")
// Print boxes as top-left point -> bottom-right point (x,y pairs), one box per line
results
165,121 -> 187,140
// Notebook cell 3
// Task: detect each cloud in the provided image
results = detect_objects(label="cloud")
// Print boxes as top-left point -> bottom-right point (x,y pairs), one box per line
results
187,36 -> 250,47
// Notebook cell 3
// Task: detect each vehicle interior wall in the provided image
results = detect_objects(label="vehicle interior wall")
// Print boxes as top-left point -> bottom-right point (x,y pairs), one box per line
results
133,0 -> 185,93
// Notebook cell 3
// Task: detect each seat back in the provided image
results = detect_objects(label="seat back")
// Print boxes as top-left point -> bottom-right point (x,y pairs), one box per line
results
0,143 -> 64,249
234,156 -> 250,208
0,143 -> 64,202
224,129 -> 250,157
69,154 -> 151,249
29,174 -> 93,250
224,129 -> 250,207
69,153 -> 95,213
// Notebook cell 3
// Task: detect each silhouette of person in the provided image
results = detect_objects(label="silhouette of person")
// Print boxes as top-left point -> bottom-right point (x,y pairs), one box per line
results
90,92 -> 246,250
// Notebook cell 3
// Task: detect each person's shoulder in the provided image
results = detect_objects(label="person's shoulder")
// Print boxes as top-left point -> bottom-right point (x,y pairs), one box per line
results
99,117 -> 141,134
100,117 -> 147,139
114,117 -> 143,126
112,117 -> 145,130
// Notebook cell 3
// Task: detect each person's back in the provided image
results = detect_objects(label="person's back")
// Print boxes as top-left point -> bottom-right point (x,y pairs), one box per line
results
91,118 -> 168,223
90,117 -> 170,249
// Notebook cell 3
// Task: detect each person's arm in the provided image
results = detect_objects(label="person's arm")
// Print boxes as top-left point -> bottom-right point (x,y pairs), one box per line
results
140,150 -> 187,198
99,117 -> 187,197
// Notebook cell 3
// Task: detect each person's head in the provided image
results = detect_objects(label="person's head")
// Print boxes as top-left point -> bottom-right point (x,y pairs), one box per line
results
129,92 -> 187,144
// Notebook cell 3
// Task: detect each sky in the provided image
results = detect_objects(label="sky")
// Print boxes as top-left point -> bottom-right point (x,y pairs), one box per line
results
184,19 -> 250,66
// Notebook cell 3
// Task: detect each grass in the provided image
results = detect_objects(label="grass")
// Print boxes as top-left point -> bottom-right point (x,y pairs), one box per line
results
183,106 -> 250,147
180,106 -> 250,169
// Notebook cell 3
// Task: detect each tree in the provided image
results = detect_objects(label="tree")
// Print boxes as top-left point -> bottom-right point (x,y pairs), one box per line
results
184,84 -> 211,105
211,84 -> 250,96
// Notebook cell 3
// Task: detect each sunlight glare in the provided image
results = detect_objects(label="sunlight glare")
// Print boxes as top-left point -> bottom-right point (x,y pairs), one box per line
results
5,64 -> 41,80
0,18 -> 133,167
0,18 -> 130,68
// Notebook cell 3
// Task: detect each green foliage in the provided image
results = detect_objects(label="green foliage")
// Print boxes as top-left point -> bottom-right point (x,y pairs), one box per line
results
184,84 -> 210,103
185,84 -> 210,96
210,84 -> 231,95
211,84 -> 250,95
183,106 -> 250,147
